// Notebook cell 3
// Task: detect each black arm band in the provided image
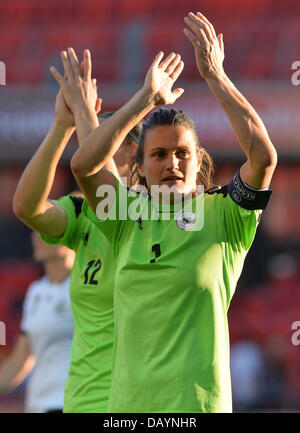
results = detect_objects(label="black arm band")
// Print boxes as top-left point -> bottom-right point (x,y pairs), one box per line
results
228,169 -> 272,210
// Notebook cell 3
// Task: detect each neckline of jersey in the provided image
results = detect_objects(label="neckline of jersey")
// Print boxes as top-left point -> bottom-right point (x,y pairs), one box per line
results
149,192 -> 201,214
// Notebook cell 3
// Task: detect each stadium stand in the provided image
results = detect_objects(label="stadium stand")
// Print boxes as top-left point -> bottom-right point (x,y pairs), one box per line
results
1,0 -> 300,84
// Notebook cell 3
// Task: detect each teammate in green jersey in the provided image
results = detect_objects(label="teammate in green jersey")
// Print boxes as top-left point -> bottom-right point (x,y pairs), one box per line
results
13,49 -> 142,412
69,12 -> 277,412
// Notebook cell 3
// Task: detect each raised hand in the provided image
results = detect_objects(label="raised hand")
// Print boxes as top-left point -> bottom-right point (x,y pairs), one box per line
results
50,48 -> 102,116
184,12 -> 225,80
143,51 -> 184,106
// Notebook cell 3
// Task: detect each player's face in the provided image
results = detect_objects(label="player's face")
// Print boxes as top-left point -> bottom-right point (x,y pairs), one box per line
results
138,125 -> 201,195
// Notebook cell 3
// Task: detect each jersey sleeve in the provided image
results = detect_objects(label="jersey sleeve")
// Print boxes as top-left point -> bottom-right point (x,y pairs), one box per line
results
211,194 -> 262,308
41,195 -> 84,250
216,179 -> 266,304
82,177 -> 141,245
219,168 -> 271,249
221,195 -> 262,250
82,201 -> 120,245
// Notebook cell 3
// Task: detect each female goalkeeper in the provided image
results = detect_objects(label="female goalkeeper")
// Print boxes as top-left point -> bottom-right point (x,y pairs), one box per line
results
67,13 -> 276,412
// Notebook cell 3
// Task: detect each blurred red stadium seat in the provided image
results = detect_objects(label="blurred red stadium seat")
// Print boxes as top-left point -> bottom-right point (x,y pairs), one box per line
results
89,29 -> 120,83
0,30 -> 22,64
76,0 -> 114,23
242,28 -> 280,80
116,0 -> 152,19
143,21 -> 190,79
0,0 -> 32,26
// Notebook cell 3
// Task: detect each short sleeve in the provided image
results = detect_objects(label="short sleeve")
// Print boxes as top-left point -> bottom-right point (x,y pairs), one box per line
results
218,169 -> 271,250
222,194 -> 262,250
214,186 -> 265,304
41,195 -> 84,250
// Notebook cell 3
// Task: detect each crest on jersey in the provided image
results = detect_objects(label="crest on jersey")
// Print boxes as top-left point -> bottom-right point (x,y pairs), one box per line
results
175,211 -> 197,231
231,190 -> 242,203
55,301 -> 68,314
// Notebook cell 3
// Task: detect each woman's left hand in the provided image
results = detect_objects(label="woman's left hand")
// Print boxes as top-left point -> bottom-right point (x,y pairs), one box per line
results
184,12 -> 225,80
50,48 -> 102,116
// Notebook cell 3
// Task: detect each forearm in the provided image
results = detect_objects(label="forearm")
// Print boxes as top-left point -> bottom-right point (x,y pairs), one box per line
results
0,335 -> 35,395
13,120 -> 75,219
206,73 -> 277,168
0,356 -> 34,394
71,88 -> 155,177
73,105 -> 120,179
74,106 -> 99,145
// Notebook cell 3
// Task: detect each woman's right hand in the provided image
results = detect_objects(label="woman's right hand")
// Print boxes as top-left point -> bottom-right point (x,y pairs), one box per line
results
143,51 -> 184,106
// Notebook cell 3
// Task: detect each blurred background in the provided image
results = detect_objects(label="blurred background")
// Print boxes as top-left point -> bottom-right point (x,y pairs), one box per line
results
0,0 -> 300,413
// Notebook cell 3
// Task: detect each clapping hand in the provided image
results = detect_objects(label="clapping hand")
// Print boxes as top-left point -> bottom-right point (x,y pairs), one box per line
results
50,48 -> 102,117
184,12 -> 225,80
143,51 -> 184,106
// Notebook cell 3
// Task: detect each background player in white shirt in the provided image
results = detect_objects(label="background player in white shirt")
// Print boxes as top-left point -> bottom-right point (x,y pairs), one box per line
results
0,232 -> 75,412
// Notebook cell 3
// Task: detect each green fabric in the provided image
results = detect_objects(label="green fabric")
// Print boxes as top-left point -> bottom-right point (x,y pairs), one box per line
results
41,196 -> 114,413
83,180 -> 261,413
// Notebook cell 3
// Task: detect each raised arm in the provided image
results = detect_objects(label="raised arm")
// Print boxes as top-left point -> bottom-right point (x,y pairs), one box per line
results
50,49 -> 102,149
184,12 -> 277,188
0,334 -> 35,395
13,51 -> 100,238
50,48 -> 119,184
12,89 -> 75,238
70,51 -> 184,214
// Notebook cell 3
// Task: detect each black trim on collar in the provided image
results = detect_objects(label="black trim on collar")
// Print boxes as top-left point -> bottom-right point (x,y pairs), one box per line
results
205,185 -> 228,197
69,196 -> 84,218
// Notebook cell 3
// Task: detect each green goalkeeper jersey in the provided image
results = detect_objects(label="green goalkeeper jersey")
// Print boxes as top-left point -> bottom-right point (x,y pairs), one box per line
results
42,195 -> 114,413
83,178 -> 262,413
